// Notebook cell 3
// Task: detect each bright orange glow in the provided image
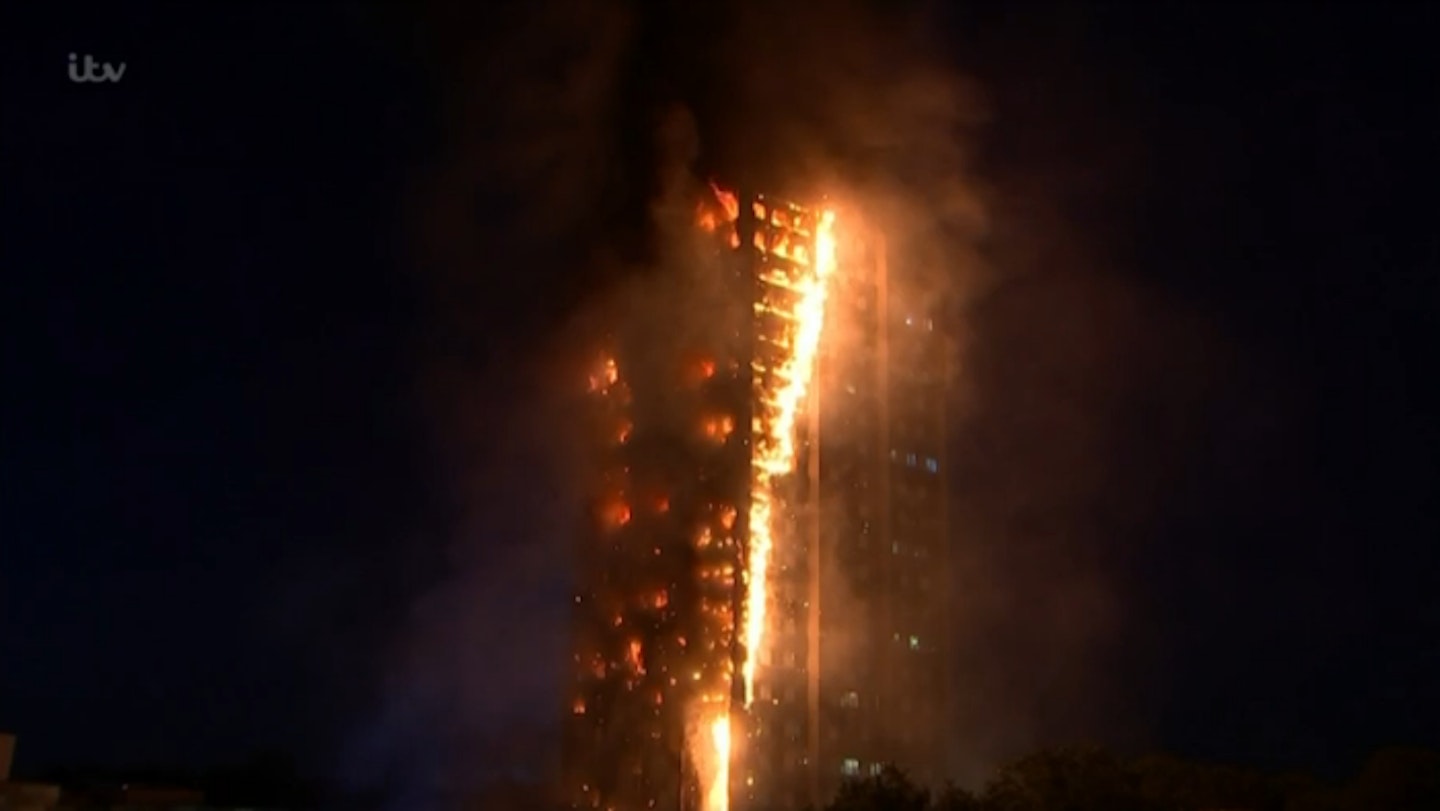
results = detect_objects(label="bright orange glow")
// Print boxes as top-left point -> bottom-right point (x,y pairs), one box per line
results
598,499 -> 631,528
711,183 -> 740,221
703,715 -> 731,811
626,639 -> 645,675
744,205 -> 839,704
588,356 -> 619,393
681,189 -> 841,811
697,202 -> 719,232
703,415 -> 735,442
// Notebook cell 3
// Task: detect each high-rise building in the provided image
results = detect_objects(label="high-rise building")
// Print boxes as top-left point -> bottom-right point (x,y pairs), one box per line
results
564,180 -> 950,811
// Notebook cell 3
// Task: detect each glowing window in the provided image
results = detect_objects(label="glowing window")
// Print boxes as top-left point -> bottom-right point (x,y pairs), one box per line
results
842,759 -> 861,777
924,457 -> 939,473
869,763 -> 884,777
909,635 -> 921,651
840,691 -> 860,708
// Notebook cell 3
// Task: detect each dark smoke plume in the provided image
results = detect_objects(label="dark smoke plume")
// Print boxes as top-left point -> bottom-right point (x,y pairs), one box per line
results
343,0 -> 1264,802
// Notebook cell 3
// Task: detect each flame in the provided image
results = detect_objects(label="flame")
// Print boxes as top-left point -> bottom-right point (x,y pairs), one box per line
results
710,183 -> 740,221
681,189 -> 840,811
588,356 -> 619,393
744,206 -> 838,703
702,715 -> 732,811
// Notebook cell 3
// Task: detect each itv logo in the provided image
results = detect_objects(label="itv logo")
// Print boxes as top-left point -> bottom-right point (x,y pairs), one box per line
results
68,52 -> 126,84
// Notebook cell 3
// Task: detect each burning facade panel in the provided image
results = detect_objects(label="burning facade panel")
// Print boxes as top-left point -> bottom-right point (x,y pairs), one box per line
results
565,181 -> 950,811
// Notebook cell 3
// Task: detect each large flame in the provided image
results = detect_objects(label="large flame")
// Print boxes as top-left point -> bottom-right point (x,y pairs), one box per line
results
692,189 -> 840,811
705,715 -> 732,811
744,206 -> 838,703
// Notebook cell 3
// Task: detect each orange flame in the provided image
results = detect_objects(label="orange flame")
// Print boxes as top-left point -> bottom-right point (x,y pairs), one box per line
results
744,206 -> 838,704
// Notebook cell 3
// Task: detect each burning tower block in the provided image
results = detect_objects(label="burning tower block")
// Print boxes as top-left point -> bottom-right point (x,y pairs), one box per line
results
565,181 -> 952,811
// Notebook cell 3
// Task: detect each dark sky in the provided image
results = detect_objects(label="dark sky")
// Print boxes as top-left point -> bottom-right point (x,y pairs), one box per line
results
2,0 -> 1437,794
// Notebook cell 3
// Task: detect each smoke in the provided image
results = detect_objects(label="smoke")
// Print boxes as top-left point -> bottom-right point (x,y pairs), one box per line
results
339,0 -> 635,807
349,0 -> 1249,803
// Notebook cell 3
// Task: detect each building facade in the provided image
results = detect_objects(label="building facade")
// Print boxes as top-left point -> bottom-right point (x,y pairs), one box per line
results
564,181 -> 950,811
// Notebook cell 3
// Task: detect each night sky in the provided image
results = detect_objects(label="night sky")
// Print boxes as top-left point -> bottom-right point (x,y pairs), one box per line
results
2,0 -> 1437,796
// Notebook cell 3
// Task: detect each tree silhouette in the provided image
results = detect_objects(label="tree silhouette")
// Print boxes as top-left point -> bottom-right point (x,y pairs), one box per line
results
1340,747 -> 1440,811
981,745 -> 1150,811
828,765 -> 931,811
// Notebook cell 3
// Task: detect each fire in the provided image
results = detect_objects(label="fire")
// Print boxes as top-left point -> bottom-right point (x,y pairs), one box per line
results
711,183 -> 740,221
682,186 -> 841,811
705,715 -> 732,811
744,205 -> 839,703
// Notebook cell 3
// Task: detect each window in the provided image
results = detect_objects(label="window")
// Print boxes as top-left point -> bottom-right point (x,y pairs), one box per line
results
869,763 -> 885,777
891,541 -> 901,555
905,453 -> 918,467
924,457 -> 939,473
840,691 -> 860,708
842,758 -> 861,777
909,635 -> 921,651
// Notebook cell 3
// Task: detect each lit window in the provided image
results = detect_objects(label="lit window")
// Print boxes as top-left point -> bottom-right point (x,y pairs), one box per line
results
905,315 -> 914,327
842,758 -> 861,777
924,457 -> 939,473
869,763 -> 884,777
909,635 -> 921,651
905,453 -> 917,466
840,691 -> 860,708
891,541 -> 901,555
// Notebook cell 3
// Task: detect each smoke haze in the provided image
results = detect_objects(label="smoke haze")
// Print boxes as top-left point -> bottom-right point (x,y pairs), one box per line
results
347,0 -> 1279,802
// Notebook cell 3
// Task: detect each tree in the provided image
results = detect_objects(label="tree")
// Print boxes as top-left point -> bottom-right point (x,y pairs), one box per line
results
934,781 -> 984,811
1341,747 -> 1440,811
1131,753 -> 1279,811
982,745 -> 1150,811
826,765 -> 931,811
